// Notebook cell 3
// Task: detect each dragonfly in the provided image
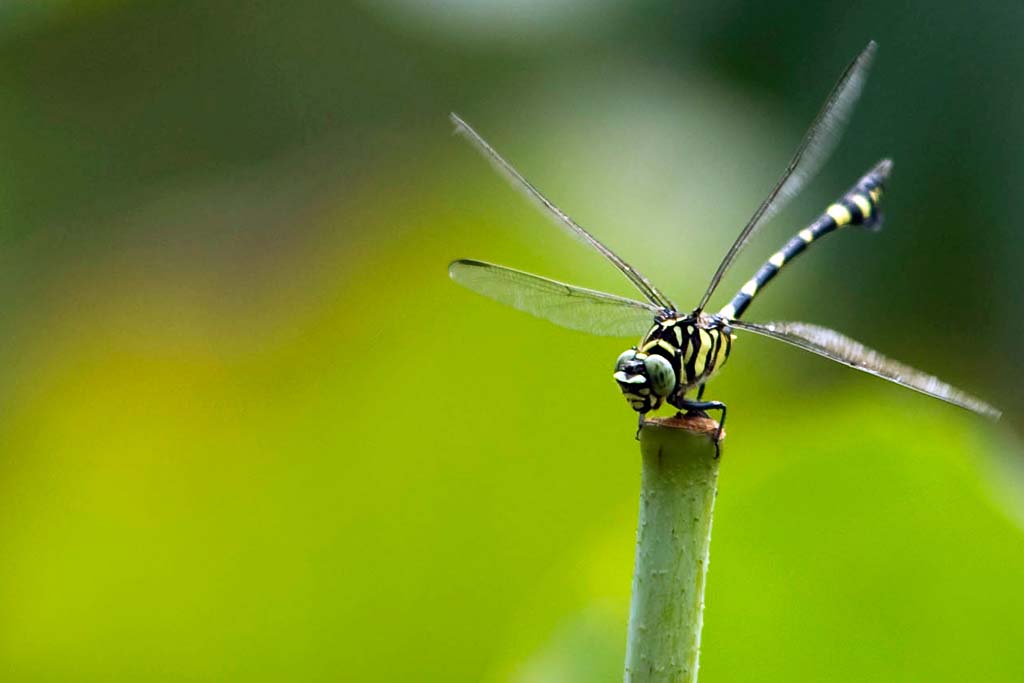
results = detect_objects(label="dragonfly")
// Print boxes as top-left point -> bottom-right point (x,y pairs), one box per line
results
448,41 -> 1000,453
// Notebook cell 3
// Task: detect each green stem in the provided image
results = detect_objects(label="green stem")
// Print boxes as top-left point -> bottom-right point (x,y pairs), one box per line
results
624,416 -> 721,683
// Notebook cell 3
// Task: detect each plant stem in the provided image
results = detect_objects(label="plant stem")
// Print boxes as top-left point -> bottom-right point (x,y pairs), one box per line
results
624,415 -> 722,683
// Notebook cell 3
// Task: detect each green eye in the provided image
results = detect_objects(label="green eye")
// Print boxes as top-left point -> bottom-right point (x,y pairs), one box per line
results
614,349 -> 637,372
643,354 -> 676,397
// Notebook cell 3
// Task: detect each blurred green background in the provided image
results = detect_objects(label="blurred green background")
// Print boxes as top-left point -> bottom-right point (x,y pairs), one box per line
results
0,1 -> 1021,681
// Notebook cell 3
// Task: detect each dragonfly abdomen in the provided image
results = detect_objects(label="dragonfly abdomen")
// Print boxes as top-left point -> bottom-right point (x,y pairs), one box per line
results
720,159 -> 891,320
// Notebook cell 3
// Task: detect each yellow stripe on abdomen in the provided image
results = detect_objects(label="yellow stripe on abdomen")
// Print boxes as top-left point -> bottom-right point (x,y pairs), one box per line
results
826,203 -> 852,226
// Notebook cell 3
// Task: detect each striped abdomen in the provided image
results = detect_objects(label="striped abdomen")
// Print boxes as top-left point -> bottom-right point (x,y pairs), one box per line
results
638,316 -> 733,394
720,159 -> 891,320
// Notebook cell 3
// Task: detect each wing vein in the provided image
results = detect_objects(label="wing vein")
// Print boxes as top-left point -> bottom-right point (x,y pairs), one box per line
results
449,259 -> 659,337
730,319 -> 1001,419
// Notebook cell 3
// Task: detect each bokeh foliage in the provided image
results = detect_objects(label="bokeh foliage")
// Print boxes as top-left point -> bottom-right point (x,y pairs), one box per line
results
0,1 -> 1021,681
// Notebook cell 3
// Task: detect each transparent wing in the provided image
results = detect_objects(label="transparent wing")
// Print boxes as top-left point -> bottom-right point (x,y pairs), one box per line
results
696,41 -> 877,312
729,319 -> 1002,419
450,113 -> 676,311
449,259 -> 659,337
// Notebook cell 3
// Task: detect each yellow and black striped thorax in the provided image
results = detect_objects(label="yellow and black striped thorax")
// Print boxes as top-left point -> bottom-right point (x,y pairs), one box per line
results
639,314 -> 735,391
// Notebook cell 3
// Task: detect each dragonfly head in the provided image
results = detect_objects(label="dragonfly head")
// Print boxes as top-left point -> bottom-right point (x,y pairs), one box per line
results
613,349 -> 676,413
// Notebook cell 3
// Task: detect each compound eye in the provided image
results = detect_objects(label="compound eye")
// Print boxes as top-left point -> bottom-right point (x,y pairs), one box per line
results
614,349 -> 638,373
642,354 -> 676,397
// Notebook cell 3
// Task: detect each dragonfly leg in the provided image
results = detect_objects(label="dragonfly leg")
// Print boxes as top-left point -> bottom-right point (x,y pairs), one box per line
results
635,412 -> 645,440
695,383 -> 707,402
675,398 -> 727,459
